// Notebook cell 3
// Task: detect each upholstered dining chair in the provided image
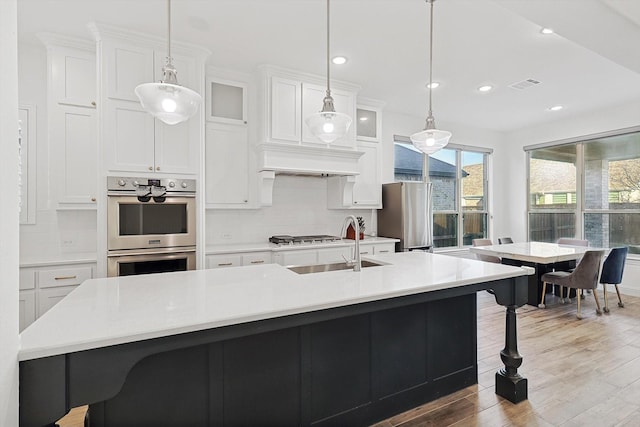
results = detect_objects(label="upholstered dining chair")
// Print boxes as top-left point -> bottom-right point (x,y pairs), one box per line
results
600,247 -> 628,313
472,239 -> 501,263
498,237 -> 513,244
539,250 -> 605,319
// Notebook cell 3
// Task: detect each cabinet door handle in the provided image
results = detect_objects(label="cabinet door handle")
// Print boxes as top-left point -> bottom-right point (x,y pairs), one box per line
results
55,275 -> 77,280
91,197 -> 96,202
91,101 -> 96,107
148,166 -> 153,171
250,260 -> 265,264
156,167 -> 160,171
218,262 -> 233,266
378,250 -> 390,253
359,251 -> 370,255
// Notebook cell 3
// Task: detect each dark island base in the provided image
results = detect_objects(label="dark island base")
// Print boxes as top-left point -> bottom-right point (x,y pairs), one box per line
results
20,276 -> 529,427
88,295 -> 477,427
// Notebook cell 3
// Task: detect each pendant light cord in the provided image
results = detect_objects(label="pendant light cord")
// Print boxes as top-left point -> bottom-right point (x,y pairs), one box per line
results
326,0 -> 331,97
428,0 -> 434,117
167,0 -> 172,60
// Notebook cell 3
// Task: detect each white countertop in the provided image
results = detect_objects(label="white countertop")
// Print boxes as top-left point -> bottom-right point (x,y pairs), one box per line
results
468,241 -> 596,264
20,252 -> 97,268
19,252 -> 530,361
206,236 -> 399,254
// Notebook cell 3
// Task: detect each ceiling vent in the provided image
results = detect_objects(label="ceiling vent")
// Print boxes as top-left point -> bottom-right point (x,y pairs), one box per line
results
509,78 -> 541,90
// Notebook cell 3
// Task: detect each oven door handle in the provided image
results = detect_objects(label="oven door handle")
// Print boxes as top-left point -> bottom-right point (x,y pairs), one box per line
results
108,247 -> 196,257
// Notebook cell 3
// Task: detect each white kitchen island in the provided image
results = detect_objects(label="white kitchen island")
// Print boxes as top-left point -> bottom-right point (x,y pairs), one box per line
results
20,252 -> 532,427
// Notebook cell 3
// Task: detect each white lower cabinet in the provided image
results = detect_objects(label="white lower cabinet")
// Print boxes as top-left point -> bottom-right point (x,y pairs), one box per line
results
359,242 -> 395,256
19,262 -> 96,331
19,290 -> 36,332
273,250 -> 317,266
207,254 -> 242,269
38,287 -> 76,317
317,247 -> 353,264
206,251 -> 273,269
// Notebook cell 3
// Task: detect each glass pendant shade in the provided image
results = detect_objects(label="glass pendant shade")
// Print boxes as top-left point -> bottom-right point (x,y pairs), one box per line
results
410,128 -> 452,154
135,82 -> 202,125
305,110 -> 352,143
134,0 -> 201,125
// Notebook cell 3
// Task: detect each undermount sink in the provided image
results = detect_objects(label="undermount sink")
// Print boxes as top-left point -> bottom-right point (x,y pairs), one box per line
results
287,260 -> 385,274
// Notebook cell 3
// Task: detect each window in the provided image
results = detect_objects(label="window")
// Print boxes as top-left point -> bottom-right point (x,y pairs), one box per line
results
528,144 -> 577,242
526,129 -> 640,253
394,139 -> 491,249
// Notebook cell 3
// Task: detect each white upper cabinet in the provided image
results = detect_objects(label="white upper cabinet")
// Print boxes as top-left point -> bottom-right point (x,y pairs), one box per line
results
106,44 -> 154,102
91,23 -> 207,176
270,76 -> 301,143
301,83 -> 355,148
204,69 -> 255,209
352,141 -> 381,207
206,77 -> 248,125
52,47 -> 97,108
39,34 -> 98,209
205,122 -> 250,207
259,66 -> 359,149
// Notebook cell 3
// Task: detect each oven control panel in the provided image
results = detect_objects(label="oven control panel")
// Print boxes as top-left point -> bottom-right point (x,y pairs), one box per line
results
107,176 -> 196,193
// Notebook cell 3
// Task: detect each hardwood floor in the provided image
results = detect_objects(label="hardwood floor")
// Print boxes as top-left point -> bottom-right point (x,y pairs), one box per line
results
58,290 -> 640,427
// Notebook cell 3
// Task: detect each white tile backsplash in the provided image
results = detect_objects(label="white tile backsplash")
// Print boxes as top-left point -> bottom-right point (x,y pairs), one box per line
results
206,175 -> 374,245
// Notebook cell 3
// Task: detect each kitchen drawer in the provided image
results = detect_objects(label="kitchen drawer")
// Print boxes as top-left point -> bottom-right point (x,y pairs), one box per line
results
38,266 -> 93,289
374,243 -> 395,255
242,251 -> 272,266
207,254 -> 242,269
38,286 -> 77,317
20,268 -> 36,290
357,244 -> 374,256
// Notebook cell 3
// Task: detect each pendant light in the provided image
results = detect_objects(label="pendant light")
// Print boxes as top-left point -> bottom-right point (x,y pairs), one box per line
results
305,0 -> 352,143
410,0 -> 451,154
135,0 -> 201,125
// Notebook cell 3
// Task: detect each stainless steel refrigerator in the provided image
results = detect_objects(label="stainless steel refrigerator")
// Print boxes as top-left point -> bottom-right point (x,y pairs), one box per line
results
377,182 -> 433,252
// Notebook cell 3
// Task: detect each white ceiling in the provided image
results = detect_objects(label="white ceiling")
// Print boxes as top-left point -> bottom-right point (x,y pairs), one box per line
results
16,0 -> 640,132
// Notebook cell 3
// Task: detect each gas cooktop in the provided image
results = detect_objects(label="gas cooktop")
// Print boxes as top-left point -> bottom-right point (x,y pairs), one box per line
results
269,235 -> 342,245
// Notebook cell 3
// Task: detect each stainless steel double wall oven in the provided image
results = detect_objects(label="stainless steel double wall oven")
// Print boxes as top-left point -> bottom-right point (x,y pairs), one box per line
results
107,177 -> 196,277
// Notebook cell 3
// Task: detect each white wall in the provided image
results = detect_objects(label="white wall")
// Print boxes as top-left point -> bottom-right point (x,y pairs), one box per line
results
18,43 -> 97,260
206,175 -> 373,245
505,98 -> 640,296
0,0 -> 20,424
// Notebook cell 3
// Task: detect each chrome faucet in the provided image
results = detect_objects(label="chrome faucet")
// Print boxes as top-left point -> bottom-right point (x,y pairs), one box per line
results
341,215 -> 362,272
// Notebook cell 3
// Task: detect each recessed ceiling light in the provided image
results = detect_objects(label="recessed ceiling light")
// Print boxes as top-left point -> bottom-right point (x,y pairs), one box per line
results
478,85 -> 493,92
426,82 -> 440,89
359,117 -> 368,121
541,27 -> 554,35
332,56 -> 347,65
548,105 -> 563,111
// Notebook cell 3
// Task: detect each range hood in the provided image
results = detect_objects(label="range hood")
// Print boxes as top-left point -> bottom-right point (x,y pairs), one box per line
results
256,143 -> 365,206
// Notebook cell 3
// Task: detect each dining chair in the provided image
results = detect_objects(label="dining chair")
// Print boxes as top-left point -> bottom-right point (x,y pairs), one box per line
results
471,239 -> 501,263
539,250 -> 605,319
498,237 -> 513,244
599,247 -> 628,313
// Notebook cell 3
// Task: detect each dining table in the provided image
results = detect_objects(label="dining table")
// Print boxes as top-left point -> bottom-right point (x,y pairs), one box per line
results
469,241 -> 597,306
